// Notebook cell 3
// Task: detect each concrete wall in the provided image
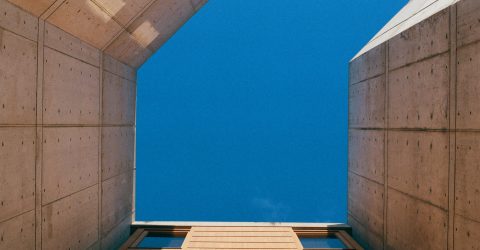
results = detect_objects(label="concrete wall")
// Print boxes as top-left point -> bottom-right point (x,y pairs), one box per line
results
0,0 -> 206,249
0,1 -> 135,249
348,0 -> 480,249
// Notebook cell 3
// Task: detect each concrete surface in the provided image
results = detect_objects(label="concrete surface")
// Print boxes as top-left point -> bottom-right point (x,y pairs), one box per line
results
0,0 -> 207,249
349,0 -> 480,249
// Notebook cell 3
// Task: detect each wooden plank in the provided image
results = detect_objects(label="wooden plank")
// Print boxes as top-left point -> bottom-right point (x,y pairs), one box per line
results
192,227 -> 291,232
188,231 -> 293,237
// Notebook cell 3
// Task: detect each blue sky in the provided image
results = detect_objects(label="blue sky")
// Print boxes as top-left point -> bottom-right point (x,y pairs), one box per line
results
136,0 -> 407,222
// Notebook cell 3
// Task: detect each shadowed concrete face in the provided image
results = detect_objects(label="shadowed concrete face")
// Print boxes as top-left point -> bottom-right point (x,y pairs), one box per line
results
0,0 -> 207,249
349,0 -> 480,249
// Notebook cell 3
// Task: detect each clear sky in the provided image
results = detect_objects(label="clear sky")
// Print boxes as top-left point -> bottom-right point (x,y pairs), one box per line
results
136,0 -> 407,223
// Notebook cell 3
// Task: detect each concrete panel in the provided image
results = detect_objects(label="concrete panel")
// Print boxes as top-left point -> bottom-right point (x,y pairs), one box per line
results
104,30 -> 152,68
387,188 -> 447,250
349,44 -> 385,84
7,0 -> 55,16
93,0 -> 151,27
457,42 -> 480,129
102,71 -> 136,125
127,0 -> 194,52
348,214 -> 383,250
455,132 -> 480,222
42,127 -> 98,205
0,28 -> 37,125
348,173 -> 384,238
349,75 -> 385,128
191,0 -> 208,11
103,54 -> 136,81
46,0 -> 122,49
388,53 -> 449,129
0,128 -> 35,222
101,126 -> 134,180
457,0 -> 480,47
101,171 -> 133,237
388,131 -> 449,209
43,47 -> 100,125
42,185 -> 98,250
0,210 -> 35,250
454,215 -> 480,250
101,213 -> 131,250
389,9 -> 449,70
348,129 -> 384,184
0,0 -> 38,41
44,23 -> 100,67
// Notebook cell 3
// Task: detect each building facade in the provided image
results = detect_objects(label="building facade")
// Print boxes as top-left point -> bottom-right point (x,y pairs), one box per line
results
349,0 -> 480,249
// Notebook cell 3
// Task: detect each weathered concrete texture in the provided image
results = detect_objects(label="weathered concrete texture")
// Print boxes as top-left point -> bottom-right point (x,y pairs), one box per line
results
455,132 -> 480,222
348,129 -> 384,184
0,210 -> 35,249
43,47 -> 100,125
44,23 -> 100,67
0,128 -> 35,222
457,0 -> 480,47
0,27 -> 37,125
349,75 -> 385,128
457,41 -> 480,129
387,189 -> 448,250
42,185 -> 99,250
454,215 -> 480,250
348,215 -> 383,250
388,53 -> 449,129
348,174 -> 384,239
388,9 -> 450,70
349,0 -> 480,249
101,215 -> 132,250
0,0 -> 38,41
101,127 -> 135,180
0,0 -> 206,248
388,131 -> 449,209
102,71 -> 136,125
42,127 -> 99,205
349,44 -> 385,85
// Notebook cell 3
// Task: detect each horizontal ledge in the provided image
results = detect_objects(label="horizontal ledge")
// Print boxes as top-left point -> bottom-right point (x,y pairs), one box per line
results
132,221 -> 350,228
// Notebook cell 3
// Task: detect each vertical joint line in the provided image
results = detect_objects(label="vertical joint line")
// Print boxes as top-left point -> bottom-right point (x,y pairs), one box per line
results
447,5 -> 457,250
35,18 -> 46,250
383,41 -> 389,249
98,52 -> 104,248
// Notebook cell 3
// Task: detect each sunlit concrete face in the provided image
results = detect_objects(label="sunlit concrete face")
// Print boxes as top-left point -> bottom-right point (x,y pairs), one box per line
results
349,0 -> 480,249
0,0 -> 206,249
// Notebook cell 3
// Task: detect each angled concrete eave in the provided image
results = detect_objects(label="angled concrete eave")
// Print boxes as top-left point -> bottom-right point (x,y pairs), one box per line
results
7,0 -> 208,68
352,0 -> 459,61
